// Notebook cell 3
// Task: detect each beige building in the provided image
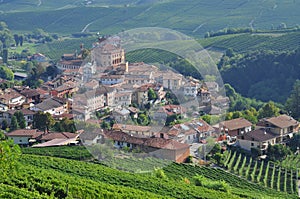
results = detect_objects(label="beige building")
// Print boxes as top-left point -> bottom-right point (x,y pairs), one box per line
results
92,41 -> 125,69
256,114 -> 299,143
237,128 -> 277,152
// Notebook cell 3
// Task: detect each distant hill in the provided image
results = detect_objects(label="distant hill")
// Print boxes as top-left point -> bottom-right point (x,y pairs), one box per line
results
1,0 -> 300,36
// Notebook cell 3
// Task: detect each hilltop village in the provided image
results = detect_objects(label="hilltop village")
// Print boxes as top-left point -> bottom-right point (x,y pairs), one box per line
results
1,36 -> 299,163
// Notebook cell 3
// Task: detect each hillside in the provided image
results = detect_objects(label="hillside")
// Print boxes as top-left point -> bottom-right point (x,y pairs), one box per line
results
1,0 -> 300,36
1,151 -> 297,199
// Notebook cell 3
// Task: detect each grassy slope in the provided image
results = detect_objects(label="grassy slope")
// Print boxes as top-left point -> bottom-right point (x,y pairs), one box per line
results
1,0 -> 300,36
2,153 -> 296,198
18,147 -> 298,198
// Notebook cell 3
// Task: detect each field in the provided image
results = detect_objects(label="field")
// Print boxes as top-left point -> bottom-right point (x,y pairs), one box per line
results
1,151 -> 297,199
1,0 -> 300,36
14,146 -> 297,198
199,32 -> 300,53
223,150 -> 299,196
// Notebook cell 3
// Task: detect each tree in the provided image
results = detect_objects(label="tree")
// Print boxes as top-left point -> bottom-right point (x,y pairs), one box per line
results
33,112 -> 55,132
14,111 -> 26,129
0,65 -> 14,80
288,133 -> 300,152
19,35 -> 23,46
1,120 -> 8,130
10,115 -> 19,131
267,144 -> 291,161
148,88 -> 157,101
285,80 -> 300,119
13,34 -> 19,46
258,101 -> 279,119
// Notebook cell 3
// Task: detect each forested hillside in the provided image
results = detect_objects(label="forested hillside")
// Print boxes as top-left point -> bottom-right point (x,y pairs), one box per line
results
220,49 -> 300,103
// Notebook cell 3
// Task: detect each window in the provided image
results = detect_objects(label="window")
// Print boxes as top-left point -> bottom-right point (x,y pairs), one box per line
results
251,143 -> 254,146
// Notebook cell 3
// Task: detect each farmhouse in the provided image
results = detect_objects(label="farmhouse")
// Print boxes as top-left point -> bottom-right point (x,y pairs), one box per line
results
105,130 -> 190,163
257,114 -> 299,143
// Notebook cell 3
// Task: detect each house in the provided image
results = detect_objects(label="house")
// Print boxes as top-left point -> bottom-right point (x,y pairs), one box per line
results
104,130 -> 190,163
257,114 -> 299,143
112,123 -> 154,137
100,74 -> 124,85
218,118 -> 252,137
6,129 -> 43,146
112,108 -> 130,123
31,97 -> 68,116
237,128 -> 277,152
155,70 -> 183,90
50,80 -> 78,98
29,53 -> 47,62
73,86 -> 115,113
0,89 -> 25,110
39,132 -> 79,143
0,109 -> 36,128
19,88 -> 41,104
80,130 -> 105,145
114,91 -> 132,107
183,82 -> 199,97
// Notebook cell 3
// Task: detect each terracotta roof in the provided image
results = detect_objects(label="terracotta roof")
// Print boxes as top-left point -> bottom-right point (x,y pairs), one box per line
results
105,130 -> 189,150
7,109 -> 36,115
112,124 -> 151,132
40,132 -> 78,141
6,129 -> 42,138
221,118 -> 252,131
265,114 -> 299,128
238,128 -> 277,142
20,88 -> 40,98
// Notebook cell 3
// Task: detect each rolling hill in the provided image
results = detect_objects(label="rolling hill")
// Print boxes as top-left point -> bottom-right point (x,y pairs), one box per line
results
0,0 -> 300,36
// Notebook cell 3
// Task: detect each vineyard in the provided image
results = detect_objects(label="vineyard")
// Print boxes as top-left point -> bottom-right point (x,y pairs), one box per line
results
222,150 -> 299,196
198,32 -> 300,53
279,154 -> 300,170
0,153 -> 297,198
21,146 -> 93,161
36,36 -> 97,61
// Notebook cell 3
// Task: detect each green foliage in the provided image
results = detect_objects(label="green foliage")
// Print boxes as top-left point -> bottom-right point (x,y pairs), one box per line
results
285,79 -> 300,119
267,144 -> 292,162
224,84 -> 263,112
9,115 -> 19,131
193,175 -> 231,193
221,49 -> 300,103
148,88 -> 158,101
13,111 -> 26,129
21,146 -> 93,161
0,65 -> 14,81
0,139 -> 21,178
258,101 -> 280,119
33,111 -> 55,132
288,133 -> 300,152
53,117 -> 76,133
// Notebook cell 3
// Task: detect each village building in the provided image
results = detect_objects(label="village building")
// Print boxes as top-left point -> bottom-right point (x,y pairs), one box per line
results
256,114 -> 299,143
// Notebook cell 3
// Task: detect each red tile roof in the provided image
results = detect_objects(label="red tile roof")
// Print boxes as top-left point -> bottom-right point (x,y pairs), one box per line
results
40,132 -> 78,141
238,128 -> 277,142
265,114 -> 299,128
6,129 -> 42,138
105,130 -> 189,150
221,118 -> 252,131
